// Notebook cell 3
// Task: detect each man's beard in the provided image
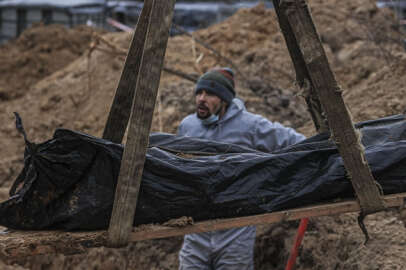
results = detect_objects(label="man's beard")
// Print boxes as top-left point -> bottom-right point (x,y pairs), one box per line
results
197,104 -> 210,119
196,103 -> 221,119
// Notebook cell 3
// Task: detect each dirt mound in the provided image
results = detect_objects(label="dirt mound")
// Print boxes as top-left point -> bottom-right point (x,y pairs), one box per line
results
0,24 -> 103,101
0,0 -> 406,269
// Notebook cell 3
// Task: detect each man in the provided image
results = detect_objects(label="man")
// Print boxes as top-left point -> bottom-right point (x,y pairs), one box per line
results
177,67 -> 305,270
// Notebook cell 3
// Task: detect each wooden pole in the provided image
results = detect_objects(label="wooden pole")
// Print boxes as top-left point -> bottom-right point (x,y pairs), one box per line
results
107,0 -> 176,247
272,0 -> 328,133
102,0 -> 153,144
272,0 -> 385,214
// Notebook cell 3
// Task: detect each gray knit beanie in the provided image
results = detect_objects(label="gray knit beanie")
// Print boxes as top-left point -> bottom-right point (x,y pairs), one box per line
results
195,67 -> 236,104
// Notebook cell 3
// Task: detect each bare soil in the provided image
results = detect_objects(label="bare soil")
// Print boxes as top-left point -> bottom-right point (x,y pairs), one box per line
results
0,24 -> 103,101
0,0 -> 405,269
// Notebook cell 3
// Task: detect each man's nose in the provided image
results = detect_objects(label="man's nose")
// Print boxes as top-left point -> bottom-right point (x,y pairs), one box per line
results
197,92 -> 207,101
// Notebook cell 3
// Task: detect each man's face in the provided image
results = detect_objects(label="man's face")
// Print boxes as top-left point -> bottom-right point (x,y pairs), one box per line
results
195,90 -> 223,119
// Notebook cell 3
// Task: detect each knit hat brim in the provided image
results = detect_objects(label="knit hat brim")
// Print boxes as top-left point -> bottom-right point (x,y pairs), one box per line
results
195,79 -> 234,104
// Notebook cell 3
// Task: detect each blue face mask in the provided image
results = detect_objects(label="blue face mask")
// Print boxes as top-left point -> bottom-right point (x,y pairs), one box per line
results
200,114 -> 219,126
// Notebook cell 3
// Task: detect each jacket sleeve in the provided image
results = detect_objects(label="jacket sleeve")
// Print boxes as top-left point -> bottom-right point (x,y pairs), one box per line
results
177,122 -> 185,136
177,117 -> 189,136
252,117 -> 306,152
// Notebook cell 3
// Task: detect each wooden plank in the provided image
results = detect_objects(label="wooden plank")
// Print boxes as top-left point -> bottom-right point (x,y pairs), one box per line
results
107,0 -> 176,247
0,231 -> 107,264
102,0 -> 153,144
1,193 -> 405,260
272,0 -> 385,214
272,0 -> 328,133
129,192 -> 405,241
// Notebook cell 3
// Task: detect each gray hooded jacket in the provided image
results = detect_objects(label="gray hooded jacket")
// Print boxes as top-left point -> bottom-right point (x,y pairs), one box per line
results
177,98 -> 305,270
178,98 -> 304,151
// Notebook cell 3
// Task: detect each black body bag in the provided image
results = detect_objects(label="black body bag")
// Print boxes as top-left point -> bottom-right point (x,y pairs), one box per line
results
1,114 -> 405,230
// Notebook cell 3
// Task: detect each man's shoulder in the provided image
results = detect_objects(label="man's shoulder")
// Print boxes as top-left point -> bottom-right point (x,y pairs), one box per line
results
178,113 -> 200,136
180,113 -> 198,127
237,110 -> 291,133
238,110 -> 267,125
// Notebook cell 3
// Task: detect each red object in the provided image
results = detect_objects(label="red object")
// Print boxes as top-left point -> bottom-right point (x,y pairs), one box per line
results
285,218 -> 309,270
106,18 -> 133,32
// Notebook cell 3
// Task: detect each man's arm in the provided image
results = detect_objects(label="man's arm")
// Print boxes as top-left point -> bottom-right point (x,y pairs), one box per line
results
177,123 -> 185,136
177,116 -> 190,136
252,117 -> 306,152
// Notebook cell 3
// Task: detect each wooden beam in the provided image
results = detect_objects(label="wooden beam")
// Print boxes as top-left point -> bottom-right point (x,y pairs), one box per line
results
272,0 -> 328,133
107,0 -> 176,247
1,193 -> 405,260
129,193 -> 404,241
102,0 -> 153,144
0,231 -> 107,264
272,0 -> 385,214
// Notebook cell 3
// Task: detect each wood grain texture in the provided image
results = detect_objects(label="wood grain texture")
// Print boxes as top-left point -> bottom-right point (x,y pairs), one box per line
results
272,0 -> 328,133
107,0 -> 176,247
274,0 -> 385,214
0,230 -> 107,263
102,0 -> 153,144
129,192 -> 405,241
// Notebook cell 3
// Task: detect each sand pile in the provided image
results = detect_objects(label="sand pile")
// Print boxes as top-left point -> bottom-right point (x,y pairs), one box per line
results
0,0 -> 405,269
0,24 -> 102,101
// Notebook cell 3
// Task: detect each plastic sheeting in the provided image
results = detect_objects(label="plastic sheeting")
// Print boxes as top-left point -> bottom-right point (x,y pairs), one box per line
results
0,114 -> 405,230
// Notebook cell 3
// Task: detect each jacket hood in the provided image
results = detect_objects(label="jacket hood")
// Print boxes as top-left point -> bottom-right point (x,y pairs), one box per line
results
219,98 -> 246,123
